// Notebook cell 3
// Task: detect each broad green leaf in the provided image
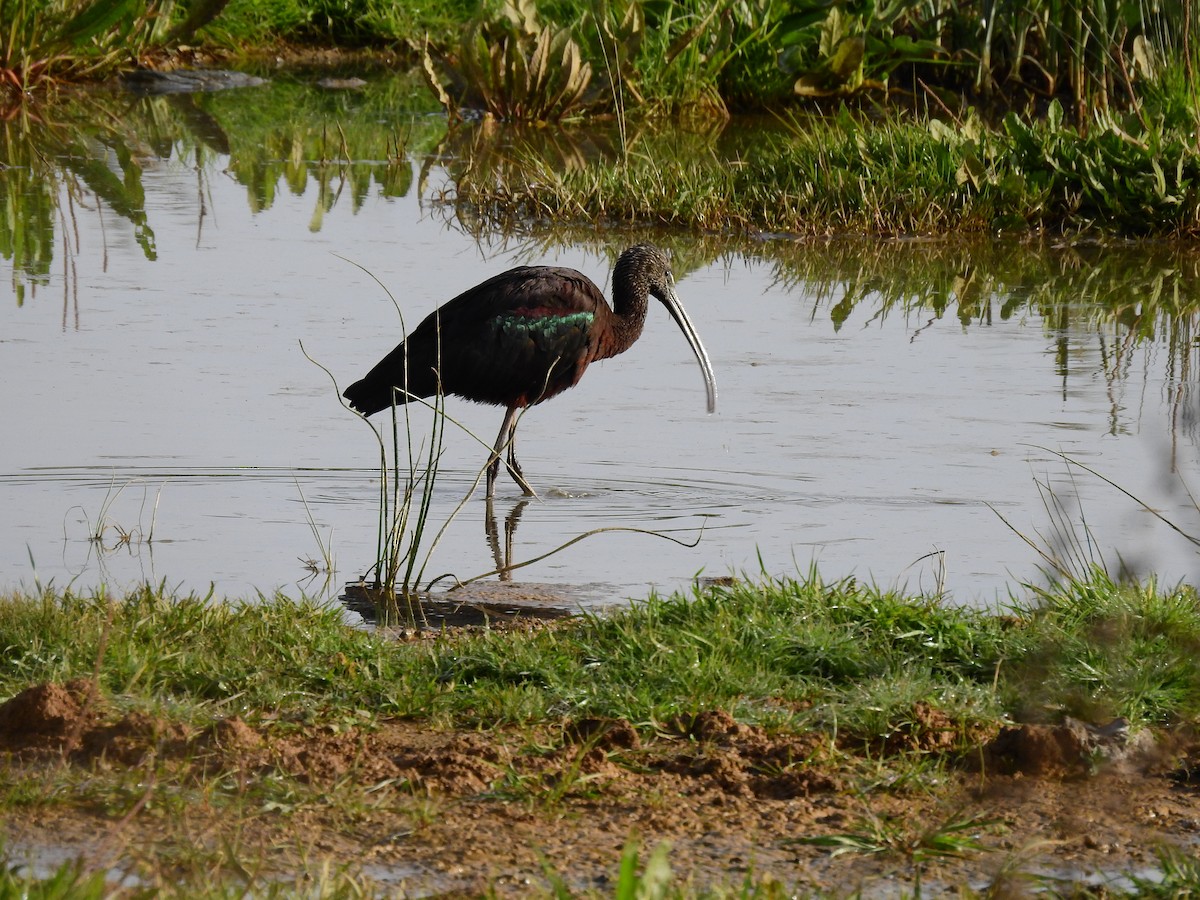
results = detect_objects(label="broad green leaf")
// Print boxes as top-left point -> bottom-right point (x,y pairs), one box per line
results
53,0 -> 139,48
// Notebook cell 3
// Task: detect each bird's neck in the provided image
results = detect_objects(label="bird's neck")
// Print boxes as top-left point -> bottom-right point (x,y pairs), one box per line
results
605,271 -> 649,357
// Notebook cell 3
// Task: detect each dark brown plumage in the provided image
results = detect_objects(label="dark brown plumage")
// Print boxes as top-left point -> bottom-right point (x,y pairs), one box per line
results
344,244 -> 717,499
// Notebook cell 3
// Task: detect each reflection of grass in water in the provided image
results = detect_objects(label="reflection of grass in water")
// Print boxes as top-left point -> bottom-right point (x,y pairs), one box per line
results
1,112 -> 84,306
1,78 -> 441,305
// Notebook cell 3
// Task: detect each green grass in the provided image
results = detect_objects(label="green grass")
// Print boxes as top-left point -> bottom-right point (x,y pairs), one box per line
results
1,569 -> 1199,895
6,0 -> 1199,138
1009,571 -> 1200,725
449,102 -> 1200,238
205,0 -> 1200,131
0,585 -> 433,720
3,569 -> 1198,735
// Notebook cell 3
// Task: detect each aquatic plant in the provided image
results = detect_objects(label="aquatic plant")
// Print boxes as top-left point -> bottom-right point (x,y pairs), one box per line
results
771,0 -> 1200,124
776,0 -> 948,100
1003,99 -> 1200,234
442,101 -> 1200,238
421,0 -> 594,122
624,0 -> 773,118
367,383 -> 450,621
304,287 -> 469,626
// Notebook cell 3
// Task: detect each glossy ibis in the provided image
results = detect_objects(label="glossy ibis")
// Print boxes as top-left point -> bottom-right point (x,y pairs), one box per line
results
343,243 -> 717,499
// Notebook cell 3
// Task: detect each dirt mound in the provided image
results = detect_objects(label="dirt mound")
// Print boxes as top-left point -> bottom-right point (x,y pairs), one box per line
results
389,731 -> 510,794
656,709 -> 840,800
0,680 -> 98,752
208,715 -> 263,753
82,711 -> 193,765
884,700 -> 999,753
987,717 -> 1159,778
0,681 -> 203,765
565,716 -> 641,751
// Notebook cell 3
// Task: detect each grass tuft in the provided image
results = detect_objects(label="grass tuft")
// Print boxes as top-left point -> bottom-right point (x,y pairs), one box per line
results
3,569 -> 1196,734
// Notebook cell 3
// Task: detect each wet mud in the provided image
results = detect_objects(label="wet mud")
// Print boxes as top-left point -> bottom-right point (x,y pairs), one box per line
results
3,681 -> 1200,894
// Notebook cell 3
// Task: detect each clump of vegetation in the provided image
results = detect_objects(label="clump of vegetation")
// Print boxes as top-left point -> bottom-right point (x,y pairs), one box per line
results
421,0 -> 594,123
2,569 -> 1198,732
308,285 -> 463,626
8,0 -> 1199,132
1002,100 -> 1200,234
447,101 -> 1200,237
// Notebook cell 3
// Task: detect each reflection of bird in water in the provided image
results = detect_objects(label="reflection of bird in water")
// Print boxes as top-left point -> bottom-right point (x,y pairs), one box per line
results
486,498 -> 530,581
343,244 -> 717,499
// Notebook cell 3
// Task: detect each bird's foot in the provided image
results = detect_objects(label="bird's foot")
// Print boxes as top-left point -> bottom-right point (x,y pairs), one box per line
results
485,456 -> 502,501
508,467 -> 537,498
507,451 -> 537,498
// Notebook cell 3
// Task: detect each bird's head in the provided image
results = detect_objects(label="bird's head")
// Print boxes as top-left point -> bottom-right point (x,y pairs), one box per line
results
617,243 -> 717,415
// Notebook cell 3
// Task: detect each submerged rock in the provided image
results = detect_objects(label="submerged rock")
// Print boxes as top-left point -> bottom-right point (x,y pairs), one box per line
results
119,68 -> 267,94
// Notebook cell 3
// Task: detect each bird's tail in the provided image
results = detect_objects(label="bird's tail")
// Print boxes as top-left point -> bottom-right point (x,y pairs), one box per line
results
343,341 -> 439,416
343,376 -> 404,417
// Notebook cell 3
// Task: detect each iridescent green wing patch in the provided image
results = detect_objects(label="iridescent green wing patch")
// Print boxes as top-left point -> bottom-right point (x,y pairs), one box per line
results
493,309 -> 595,351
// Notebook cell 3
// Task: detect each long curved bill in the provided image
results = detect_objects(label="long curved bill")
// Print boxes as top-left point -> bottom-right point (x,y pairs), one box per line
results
660,285 -> 718,414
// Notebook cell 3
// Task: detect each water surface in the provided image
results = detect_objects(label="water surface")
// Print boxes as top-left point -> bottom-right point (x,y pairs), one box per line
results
2,77 -> 1197,607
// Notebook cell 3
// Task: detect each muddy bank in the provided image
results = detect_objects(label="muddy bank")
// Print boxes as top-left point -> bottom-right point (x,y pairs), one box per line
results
2,680 -> 1199,894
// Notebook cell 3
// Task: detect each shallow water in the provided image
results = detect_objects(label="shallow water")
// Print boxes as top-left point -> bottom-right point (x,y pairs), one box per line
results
2,77 -> 1198,607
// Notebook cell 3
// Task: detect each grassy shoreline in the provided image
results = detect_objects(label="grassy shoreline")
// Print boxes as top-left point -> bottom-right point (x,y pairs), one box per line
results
445,103 -> 1200,238
6,0 -> 1199,244
9,81 -> 1200,272
5,569 -> 1200,733
5,0 -> 1197,122
2,570 -> 1200,894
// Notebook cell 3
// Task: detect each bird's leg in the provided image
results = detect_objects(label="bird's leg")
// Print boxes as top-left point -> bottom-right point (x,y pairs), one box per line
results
486,415 -> 510,500
487,405 -> 521,500
487,405 -> 536,499
505,430 -> 536,497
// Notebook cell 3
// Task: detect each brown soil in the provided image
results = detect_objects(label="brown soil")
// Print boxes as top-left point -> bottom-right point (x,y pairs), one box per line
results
2,681 -> 1200,895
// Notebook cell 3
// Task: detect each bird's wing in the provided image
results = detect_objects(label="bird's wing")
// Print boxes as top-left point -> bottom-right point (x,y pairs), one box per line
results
428,266 -> 608,407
